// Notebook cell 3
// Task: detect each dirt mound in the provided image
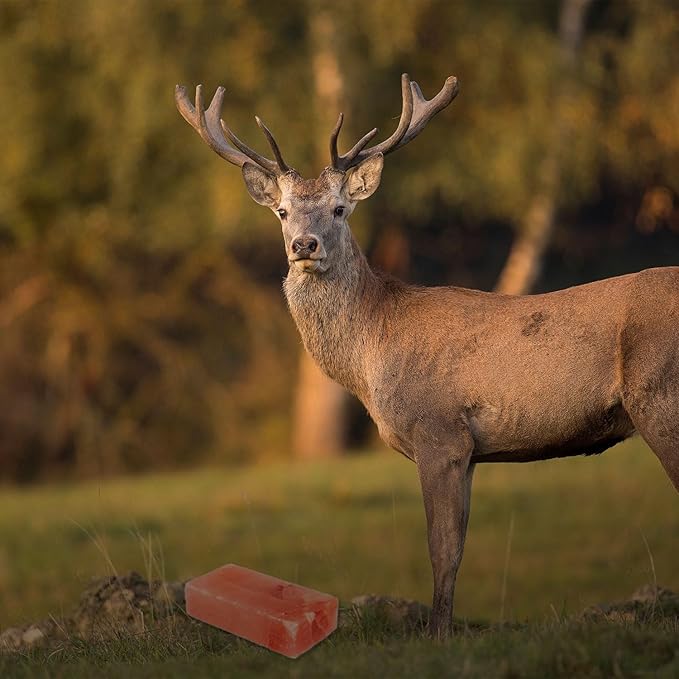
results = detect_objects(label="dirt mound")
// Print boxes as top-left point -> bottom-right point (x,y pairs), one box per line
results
2,577 -> 678,653
0,571 -> 185,652
583,584 -> 679,623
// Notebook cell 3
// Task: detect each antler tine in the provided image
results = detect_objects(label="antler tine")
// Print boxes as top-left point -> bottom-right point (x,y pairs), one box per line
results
329,113 -> 344,168
221,121 -> 281,175
331,73 -> 458,172
342,126 -> 379,165
329,112 -> 380,171
175,84 -> 249,167
357,72 -> 414,159
331,73 -> 413,171
400,76 -> 459,147
175,84 -> 288,175
255,116 -> 289,173
175,84 -> 197,127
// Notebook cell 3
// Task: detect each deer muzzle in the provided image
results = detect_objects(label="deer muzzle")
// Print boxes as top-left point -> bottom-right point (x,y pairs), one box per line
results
289,235 -> 326,273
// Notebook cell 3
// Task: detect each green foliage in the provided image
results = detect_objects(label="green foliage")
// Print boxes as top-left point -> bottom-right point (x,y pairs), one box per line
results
602,3 -> 679,191
0,1 -> 677,478
0,0 -> 308,478
343,0 -> 679,223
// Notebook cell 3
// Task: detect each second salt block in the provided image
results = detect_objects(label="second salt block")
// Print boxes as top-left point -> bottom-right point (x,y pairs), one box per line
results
185,564 -> 338,658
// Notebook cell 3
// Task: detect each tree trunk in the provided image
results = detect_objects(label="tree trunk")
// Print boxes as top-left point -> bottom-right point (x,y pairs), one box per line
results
495,0 -> 592,295
291,6 -> 348,459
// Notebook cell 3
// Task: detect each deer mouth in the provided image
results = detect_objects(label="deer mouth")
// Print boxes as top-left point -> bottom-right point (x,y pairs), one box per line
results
289,256 -> 326,273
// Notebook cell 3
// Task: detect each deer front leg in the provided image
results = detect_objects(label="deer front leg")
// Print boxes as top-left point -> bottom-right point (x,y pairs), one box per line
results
415,431 -> 475,639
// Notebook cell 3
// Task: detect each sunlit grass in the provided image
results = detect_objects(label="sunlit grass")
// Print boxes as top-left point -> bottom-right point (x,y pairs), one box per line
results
1,437 -> 677,632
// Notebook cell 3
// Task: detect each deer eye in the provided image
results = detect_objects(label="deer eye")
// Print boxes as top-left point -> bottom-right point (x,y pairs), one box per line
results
277,208 -> 287,219
334,206 -> 345,217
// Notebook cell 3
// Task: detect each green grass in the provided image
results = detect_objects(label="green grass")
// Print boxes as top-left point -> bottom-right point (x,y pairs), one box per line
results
1,438 -> 678,677
3,615 -> 679,678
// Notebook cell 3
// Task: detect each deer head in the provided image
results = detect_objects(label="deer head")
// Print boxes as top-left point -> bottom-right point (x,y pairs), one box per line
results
175,74 -> 459,274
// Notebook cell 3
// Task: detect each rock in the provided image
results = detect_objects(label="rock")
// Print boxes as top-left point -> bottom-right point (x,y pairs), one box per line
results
21,626 -> 45,646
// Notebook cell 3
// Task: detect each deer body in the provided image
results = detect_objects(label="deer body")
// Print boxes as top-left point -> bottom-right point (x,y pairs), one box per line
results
286,250 -> 643,465
284,233 -> 679,469
176,74 -> 679,638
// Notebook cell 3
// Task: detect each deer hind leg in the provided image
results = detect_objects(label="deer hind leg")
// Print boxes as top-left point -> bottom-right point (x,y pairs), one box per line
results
414,426 -> 475,639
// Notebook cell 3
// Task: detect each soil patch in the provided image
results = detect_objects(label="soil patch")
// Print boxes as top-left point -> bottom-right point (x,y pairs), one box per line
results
1,574 -> 677,653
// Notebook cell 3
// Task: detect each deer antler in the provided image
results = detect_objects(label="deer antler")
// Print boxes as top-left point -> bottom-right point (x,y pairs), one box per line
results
330,73 -> 459,172
175,84 -> 290,175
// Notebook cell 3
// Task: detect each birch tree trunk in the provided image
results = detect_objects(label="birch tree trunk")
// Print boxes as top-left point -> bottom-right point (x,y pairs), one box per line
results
495,0 -> 592,295
291,6 -> 348,459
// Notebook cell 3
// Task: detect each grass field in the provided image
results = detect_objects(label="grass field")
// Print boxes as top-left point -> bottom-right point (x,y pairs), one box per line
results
1,438 -> 678,676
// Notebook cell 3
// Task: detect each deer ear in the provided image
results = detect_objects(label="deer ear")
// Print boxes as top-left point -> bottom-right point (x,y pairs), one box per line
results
241,162 -> 281,207
343,153 -> 384,201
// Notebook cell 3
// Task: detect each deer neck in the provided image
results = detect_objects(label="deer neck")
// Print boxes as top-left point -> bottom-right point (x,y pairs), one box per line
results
283,235 -> 381,398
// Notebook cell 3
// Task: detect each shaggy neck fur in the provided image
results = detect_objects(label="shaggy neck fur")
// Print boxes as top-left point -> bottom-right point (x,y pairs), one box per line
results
283,233 -> 395,400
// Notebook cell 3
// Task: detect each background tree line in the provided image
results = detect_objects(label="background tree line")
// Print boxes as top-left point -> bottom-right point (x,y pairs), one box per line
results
0,0 -> 677,481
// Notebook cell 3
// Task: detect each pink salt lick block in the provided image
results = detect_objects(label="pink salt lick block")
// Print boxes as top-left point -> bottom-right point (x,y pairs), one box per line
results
185,564 -> 338,658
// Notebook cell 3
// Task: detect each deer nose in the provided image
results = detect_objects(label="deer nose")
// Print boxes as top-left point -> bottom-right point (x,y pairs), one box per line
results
291,236 -> 319,256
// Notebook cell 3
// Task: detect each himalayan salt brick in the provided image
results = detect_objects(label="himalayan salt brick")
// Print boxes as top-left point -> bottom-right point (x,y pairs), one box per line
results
185,564 -> 338,658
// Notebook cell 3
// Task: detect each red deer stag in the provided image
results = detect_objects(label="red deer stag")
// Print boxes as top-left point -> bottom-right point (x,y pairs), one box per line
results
175,74 -> 679,638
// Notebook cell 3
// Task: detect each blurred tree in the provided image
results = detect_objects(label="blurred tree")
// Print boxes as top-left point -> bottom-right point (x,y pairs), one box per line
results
495,0 -> 593,295
0,0 -> 303,479
292,2 -> 350,460
0,0 -> 676,480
